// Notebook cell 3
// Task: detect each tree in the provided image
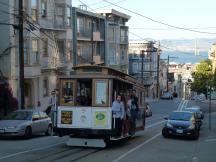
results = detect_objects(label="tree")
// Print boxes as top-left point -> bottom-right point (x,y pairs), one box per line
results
191,59 -> 213,96
0,72 -> 18,119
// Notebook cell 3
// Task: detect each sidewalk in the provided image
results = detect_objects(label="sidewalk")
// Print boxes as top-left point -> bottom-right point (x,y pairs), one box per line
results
193,112 -> 216,162
145,97 -> 181,103
201,99 -> 216,104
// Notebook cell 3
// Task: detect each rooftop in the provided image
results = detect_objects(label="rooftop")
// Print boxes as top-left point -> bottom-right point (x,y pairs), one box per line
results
96,9 -> 131,20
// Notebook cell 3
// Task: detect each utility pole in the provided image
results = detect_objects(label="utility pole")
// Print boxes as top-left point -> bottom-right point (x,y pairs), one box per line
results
141,50 -> 144,84
156,42 -> 161,99
19,0 -> 25,109
166,55 -> 169,92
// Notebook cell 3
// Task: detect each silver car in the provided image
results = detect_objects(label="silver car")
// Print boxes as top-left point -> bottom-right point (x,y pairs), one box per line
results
161,92 -> 173,100
0,109 -> 52,138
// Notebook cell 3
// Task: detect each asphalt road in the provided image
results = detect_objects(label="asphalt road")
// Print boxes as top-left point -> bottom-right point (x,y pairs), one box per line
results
0,99 -> 215,162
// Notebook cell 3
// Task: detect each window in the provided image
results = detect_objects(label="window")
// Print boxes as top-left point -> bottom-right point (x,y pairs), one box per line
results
109,44 -> 116,65
120,28 -> 128,43
42,38 -> 48,57
60,80 -> 75,106
41,0 -> 47,17
120,47 -> 125,64
39,111 -> 48,119
77,18 -> 84,34
57,40 -> 65,62
66,7 -> 71,27
43,78 -> 49,97
109,27 -> 115,41
133,62 -> 139,73
31,0 -> 37,22
32,111 -> 40,120
31,39 -> 39,64
55,6 -> 64,27
66,41 -> 72,62
24,40 -> 29,65
93,79 -> 108,106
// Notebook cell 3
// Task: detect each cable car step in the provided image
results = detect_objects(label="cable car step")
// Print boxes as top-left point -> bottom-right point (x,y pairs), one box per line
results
66,137 -> 106,148
110,134 -> 131,140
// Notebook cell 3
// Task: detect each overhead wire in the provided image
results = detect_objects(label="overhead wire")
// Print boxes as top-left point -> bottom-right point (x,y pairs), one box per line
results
130,27 -> 216,30
94,0 -> 127,10
102,0 -> 216,35
77,0 -> 208,61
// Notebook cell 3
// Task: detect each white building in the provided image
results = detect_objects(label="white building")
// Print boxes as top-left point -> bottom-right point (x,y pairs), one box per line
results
98,9 -> 130,73
128,41 -> 158,98
169,62 -> 196,99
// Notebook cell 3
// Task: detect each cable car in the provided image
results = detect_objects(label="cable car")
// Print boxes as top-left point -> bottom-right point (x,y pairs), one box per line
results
54,65 -> 146,147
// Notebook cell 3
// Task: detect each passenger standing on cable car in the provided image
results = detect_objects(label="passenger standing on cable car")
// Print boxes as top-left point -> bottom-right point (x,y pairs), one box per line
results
111,95 -> 125,137
129,90 -> 139,135
121,94 -> 129,136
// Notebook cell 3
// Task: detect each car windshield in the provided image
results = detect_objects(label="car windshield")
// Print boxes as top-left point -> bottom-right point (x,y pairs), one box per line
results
3,111 -> 33,120
169,112 -> 192,121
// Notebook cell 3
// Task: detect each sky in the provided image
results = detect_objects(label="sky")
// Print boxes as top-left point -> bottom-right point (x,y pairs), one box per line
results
72,0 -> 216,40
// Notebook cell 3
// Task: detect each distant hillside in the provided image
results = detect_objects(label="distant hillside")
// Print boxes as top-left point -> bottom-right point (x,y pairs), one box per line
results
160,38 -> 216,52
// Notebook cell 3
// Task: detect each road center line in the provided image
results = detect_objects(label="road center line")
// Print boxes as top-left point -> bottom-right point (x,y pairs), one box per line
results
177,100 -> 183,111
146,120 -> 165,129
0,141 -> 65,160
111,132 -> 161,162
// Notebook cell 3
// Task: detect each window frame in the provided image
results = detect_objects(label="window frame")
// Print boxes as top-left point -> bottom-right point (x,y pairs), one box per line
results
43,78 -> 49,97
60,79 -> 76,106
41,0 -> 47,17
31,39 -> 39,65
42,38 -> 48,57
92,79 -> 109,107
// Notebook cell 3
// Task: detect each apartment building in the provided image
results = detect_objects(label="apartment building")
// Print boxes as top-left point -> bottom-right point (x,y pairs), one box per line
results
0,0 -> 73,110
98,9 -> 130,73
169,63 -> 196,99
72,6 -> 105,66
128,41 -> 158,98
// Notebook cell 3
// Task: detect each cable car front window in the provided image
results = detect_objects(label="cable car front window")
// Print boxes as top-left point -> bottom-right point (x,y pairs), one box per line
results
60,80 -> 75,106
93,79 -> 108,106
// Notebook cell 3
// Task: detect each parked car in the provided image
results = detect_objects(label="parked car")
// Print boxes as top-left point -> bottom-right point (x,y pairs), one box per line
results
161,92 -> 173,100
191,94 -> 206,101
191,106 -> 204,119
162,111 -> 199,140
145,103 -> 152,117
185,106 -> 204,129
0,109 -> 52,138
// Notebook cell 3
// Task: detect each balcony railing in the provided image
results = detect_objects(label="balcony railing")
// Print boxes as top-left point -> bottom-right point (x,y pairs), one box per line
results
77,30 -> 104,41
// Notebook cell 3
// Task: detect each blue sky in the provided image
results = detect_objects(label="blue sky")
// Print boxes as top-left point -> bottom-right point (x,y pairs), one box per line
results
72,0 -> 216,40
